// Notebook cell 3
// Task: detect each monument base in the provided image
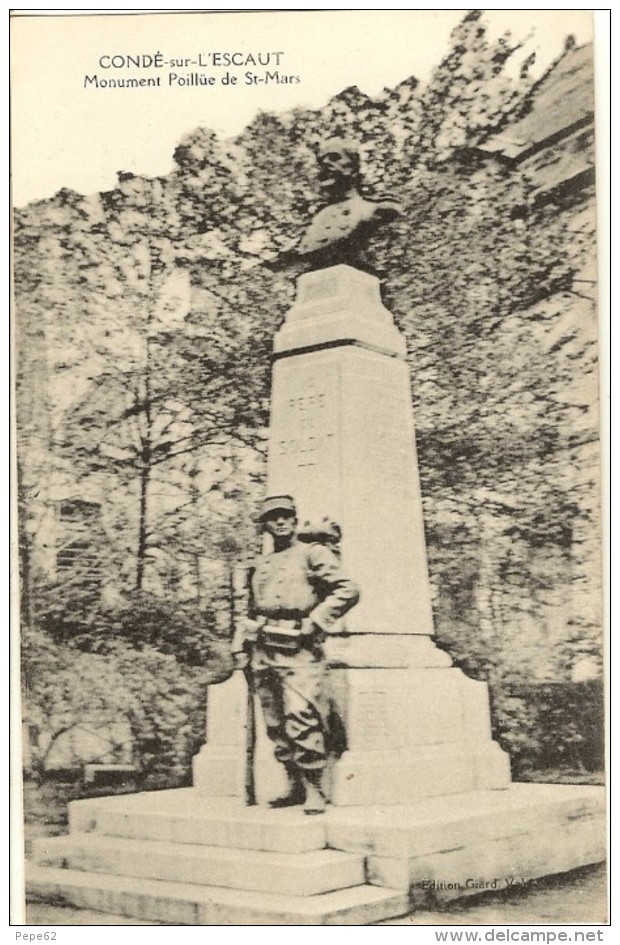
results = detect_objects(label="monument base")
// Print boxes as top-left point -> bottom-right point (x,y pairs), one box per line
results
194,638 -> 512,807
327,652 -> 512,804
27,783 -> 605,924
331,744 -> 510,806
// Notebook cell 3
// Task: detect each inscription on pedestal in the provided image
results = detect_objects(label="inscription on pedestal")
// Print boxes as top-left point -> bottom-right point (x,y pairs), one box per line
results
268,362 -> 341,520
358,375 -> 412,492
358,420 -> 410,490
277,390 -> 336,468
350,690 -> 391,749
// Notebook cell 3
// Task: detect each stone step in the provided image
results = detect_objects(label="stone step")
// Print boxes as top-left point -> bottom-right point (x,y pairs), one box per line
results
69,789 -> 326,853
26,864 -> 409,925
366,813 -> 606,899
326,783 -> 606,904
32,834 -> 365,898
327,783 -> 606,858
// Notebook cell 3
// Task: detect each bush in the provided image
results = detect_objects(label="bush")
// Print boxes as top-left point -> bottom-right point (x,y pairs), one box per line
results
102,639 -> 209,779
98,593 -> 224,668
36,587 -> 228,670
491,679 -> 605,777
22,627 -> 210,781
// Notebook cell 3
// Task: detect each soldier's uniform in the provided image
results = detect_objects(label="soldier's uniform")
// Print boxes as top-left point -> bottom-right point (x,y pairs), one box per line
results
251,538 -> 359,773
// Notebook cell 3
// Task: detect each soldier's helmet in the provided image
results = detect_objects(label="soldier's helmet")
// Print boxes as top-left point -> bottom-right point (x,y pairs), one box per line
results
258,495 -> 297,521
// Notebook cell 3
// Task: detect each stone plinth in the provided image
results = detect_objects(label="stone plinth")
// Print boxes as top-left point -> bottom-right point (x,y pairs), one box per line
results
194,666 -> 510,807
27,784 -> 606,924
192,672 -> 246,798
269,265 -> 432,634
193,673 -> 289,805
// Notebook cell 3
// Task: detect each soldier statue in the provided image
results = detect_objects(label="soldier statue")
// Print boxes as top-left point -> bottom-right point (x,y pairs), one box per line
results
232,495 -> 359,814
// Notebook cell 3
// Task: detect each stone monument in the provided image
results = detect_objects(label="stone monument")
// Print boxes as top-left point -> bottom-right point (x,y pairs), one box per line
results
194,138 -> 510,805
28,138 -> 605,925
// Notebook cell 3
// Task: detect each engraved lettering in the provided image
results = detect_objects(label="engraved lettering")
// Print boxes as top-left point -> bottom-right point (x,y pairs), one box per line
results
354,691 -> 390,749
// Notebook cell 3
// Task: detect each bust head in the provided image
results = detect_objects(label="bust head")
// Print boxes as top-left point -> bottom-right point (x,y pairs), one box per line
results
316,138 -> 361,203
295,136 -> 401,275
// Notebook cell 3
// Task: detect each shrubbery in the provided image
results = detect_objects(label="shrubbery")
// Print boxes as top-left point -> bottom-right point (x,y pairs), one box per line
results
491,679 -> 605,777
21,603 -> 230,782
36,586 -> 228,668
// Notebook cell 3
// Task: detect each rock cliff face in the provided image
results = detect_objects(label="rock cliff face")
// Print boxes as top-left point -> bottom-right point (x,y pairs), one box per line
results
15,17 -> 601,769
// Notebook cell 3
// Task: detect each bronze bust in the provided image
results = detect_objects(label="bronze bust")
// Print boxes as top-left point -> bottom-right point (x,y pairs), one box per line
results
297,138 -> 401,272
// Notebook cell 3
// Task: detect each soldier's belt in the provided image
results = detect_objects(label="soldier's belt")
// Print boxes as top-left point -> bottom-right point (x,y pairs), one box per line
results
259,619 -> 303,652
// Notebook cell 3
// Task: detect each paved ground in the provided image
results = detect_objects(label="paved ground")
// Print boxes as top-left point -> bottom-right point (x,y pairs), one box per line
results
381,864 -> 608,925
20,864 -> 607,926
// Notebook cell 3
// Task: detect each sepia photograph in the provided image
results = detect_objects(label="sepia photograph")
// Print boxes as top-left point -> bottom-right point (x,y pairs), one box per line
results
11,8 -> 608,929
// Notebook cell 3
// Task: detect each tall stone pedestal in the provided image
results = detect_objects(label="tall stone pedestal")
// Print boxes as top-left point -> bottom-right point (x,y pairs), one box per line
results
196,264 -> 510,805
269,265 -> 433,635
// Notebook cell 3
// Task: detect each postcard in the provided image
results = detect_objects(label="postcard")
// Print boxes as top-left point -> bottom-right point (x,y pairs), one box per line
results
11,9 -> 607,929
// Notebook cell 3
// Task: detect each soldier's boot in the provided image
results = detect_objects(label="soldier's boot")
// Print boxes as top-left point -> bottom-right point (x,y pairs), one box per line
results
302,769 -> 327,815
269,763 -> 305,808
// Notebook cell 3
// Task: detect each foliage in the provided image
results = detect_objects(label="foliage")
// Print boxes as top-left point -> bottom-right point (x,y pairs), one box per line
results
407,9 -> 528,163
21,626 -> 211,779
35,584 -> 229,668
491,679 -> 605,776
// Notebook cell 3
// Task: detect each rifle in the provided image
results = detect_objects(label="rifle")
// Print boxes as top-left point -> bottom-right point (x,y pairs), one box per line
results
241,565 -> 257,806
